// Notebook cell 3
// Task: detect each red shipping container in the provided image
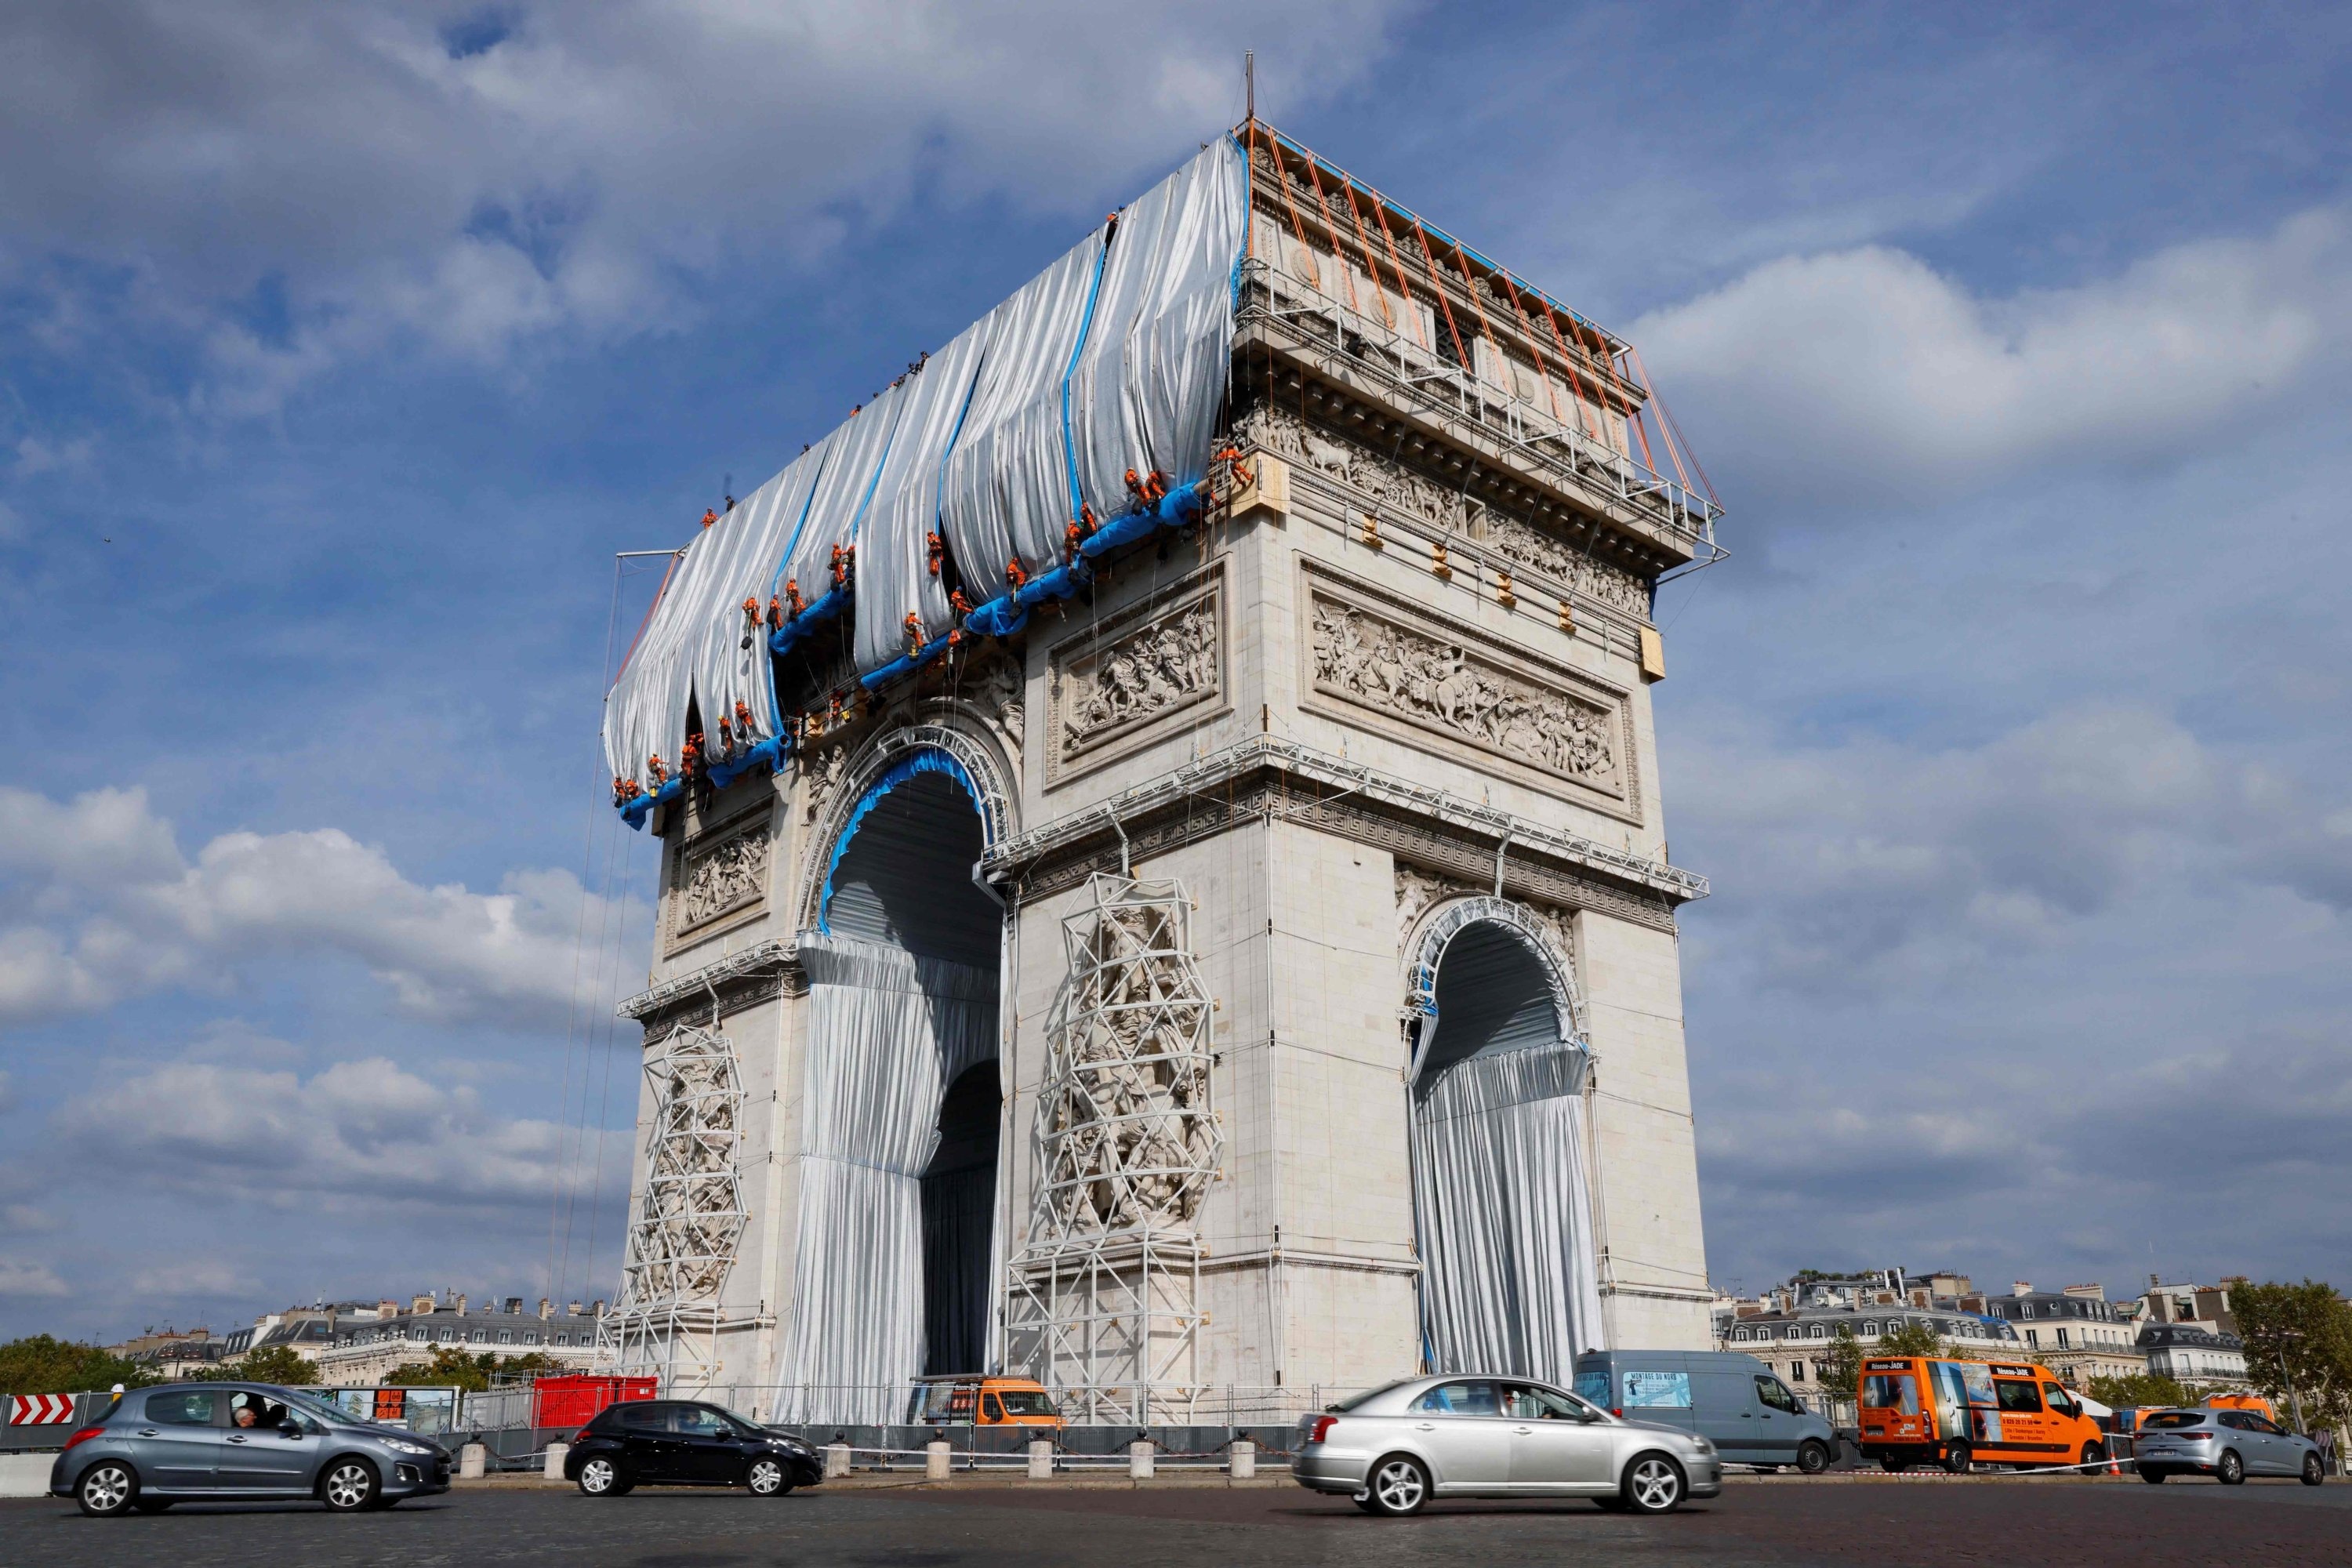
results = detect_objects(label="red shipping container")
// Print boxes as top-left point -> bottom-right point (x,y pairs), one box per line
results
532,1375 -> 658,1432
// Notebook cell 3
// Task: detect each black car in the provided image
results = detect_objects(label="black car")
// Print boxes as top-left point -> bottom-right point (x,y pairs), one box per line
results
563,1400 -> 822,1497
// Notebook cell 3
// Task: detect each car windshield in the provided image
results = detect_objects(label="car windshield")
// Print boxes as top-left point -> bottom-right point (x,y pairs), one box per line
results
1329,1379 -> 1417,1413
2141,1411 -> 2207,1430
269,1388 -> 358,1426
993,1390 -> 1058,1416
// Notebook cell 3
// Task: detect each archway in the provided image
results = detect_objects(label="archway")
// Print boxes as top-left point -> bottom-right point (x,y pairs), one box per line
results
1406,898 -> 1604,1385
777,742 -> 1007,1419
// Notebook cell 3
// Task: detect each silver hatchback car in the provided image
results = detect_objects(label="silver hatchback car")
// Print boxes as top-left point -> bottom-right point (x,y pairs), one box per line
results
2134,1407 -> 2326,1486
1294,1374 -> 1723,1516
49,1383 -> 452,1516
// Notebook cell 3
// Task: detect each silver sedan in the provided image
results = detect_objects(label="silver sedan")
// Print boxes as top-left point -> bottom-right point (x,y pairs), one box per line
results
1294,1374 -> 1722,1516
2135,1407 -> 2327,1485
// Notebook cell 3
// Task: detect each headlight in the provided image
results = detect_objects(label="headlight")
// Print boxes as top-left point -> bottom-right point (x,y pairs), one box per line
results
386,1439 -> 436,1457
1691,1437 -> 1714,1454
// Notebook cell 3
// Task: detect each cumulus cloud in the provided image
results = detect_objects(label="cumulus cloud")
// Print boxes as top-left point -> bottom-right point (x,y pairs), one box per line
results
1,0 -> 1406,404
1678,703 -> 2352,993
56,1054 -> 569,1211
0,783 -> 628,1027
1634,207 -> 2352,510
0,1259 -> 71,1298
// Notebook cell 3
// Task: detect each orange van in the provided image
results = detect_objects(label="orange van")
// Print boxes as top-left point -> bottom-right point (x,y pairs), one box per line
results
1857,1357 -> 2110,1472
2202,1393 -> 2278,1423
911,1376 -> 1065,1428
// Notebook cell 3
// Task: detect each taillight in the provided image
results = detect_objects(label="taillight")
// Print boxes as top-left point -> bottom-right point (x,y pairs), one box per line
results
1306,1415 -> 1337,1443
1612,1407 -> 1624,1418
2180,1432 -> 2212,1440
63,1425 -> 106,1452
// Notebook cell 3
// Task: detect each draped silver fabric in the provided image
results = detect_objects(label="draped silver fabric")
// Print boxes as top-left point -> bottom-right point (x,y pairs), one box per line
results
777,934 -> 997,1424
848,318 -> 990,673
1411,923 -> 1605,1384
602,136 -> 1247,791
1069,137 -> 1247,515
935,231 -> 1104,587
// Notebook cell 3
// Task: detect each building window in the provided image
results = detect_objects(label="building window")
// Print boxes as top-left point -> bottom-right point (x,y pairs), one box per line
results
499,1331 -> 513,1345
1862,1322 -> 1878,1336
2057,1328 -> 2070,1348
1809,1325 -> 1827,1341
1732,1329 -> 1748,1341
409,1330 -> 426,1343
522,1333 -> 538,1345
1791,1362 -> 1808,1381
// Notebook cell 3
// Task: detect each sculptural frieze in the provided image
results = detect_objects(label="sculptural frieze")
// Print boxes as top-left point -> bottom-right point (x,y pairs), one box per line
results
675,827 -> 770,935
1310,591 -> 1624,797
1047,574 -> 1223,783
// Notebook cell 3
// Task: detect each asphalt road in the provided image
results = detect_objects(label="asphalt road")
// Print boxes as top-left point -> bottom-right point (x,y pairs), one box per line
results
5,1475 -> 2350,1568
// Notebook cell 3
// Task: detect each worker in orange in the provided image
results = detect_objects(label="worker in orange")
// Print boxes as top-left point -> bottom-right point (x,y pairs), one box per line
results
701,507 -> 717,529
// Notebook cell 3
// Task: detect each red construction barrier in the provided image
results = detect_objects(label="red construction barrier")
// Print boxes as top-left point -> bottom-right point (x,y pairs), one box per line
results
531,1375 -> 656,1432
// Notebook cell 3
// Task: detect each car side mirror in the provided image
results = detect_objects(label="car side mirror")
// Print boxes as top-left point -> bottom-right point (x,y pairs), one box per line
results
279,1421 -> 304,1438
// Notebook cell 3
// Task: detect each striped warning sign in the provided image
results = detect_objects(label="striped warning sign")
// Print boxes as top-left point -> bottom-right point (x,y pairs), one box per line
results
8,1393 -> 78,1424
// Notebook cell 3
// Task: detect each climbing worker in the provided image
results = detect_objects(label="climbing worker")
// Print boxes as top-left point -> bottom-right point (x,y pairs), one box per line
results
647,753 -> 667,787
700,507 -> 717,529
927,530 -> 944,577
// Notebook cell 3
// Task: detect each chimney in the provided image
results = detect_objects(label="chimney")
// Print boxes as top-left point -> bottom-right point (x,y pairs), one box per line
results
453,1293 -> 468,1316
590,1298 -> 606,1317
379,1300 -> 400,1320
568,1301 -> 585,1317
412,1293 -> 435,1316
2013,1282 -> 2032,1298
503,1298 -> 524,1316
538,1298 -> 553,1320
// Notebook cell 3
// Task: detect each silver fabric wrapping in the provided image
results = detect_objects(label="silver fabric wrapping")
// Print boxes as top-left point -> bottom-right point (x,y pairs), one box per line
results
775,933 -> 997,1425
849,318 -> 993,673
1411,1039 -> 1606,1385
602,137 -> 1249,788
936,230 -> 1104,587
1069,138 -> 1247,513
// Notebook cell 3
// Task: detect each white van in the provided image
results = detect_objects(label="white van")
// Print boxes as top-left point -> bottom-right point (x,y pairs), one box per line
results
1574,1350 -> 1842,1472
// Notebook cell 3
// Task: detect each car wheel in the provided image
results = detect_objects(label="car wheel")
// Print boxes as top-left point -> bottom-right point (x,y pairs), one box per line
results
2303,1452 -> 2325,1486
2218,1450 -> 2245,1486
2081,1443 -> 2107,1472
1365,1454 -> 1430,1517
1941,1443 -> 1972,1475
1623,1453 -> 1686,1515
746,1457 -> 790,1497
76,1462 -> 137,1519
2140,1467 -> 2167,1484
321,1458 -> 380,1512
1796,1440 -> 1831,1475
577,1456 -> 623,1497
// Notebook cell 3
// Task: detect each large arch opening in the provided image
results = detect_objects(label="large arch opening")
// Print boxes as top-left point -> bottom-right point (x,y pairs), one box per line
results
779,750 -> 1005,1418
1409,909 -> 1604,1385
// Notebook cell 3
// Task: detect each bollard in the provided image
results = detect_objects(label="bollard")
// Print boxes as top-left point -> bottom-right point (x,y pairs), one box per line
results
1028,1439 -> 1054,1480
1229,1439 -> 1255,1480
543,1441 -> 568,1482
1129,1439 -> 1155,1481
926,1440 -> 953,1480
824,1442 -> 851,1479
459,1443 -> 487,1480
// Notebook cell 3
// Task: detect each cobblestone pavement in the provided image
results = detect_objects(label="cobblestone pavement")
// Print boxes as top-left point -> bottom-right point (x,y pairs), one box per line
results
5,1475 -> 2348,1567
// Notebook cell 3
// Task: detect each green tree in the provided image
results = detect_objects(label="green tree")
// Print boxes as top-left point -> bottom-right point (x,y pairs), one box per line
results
1819,1326 -> 1862,1397
384,1348 -> 571,1393
232,1345 -> 319,1386
0,1335 -> 154,1397
2087,1372 -> 2194,1410
2233,1279 -> 2352,1433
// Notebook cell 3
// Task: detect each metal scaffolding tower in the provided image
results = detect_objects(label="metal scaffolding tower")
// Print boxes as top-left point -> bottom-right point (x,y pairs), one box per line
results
601,1020 -> 752,1388
1007,875 -> 1221,1423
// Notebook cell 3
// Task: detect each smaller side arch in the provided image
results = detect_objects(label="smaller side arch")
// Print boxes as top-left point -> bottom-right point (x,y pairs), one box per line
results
1403,895 -> 1588,1084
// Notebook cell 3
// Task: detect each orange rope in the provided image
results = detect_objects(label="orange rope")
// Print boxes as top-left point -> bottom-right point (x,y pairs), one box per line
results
1626,344 -> 1690,490
1300,151 -> 1363,318
1411,220 -> 1470,370
1536,302 -> 1604,443
1566,314 -> 1628,457
1616,348 -> 1659,472
1266,138 -> 1322,292
1337,180 -> 1396,332
1447,240 -> 1511,400
1495,269 -> 1567,428
1368,198 -> 1430,350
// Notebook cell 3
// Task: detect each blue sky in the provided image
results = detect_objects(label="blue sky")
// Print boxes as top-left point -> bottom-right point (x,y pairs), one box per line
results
2,2 -> 2348,1339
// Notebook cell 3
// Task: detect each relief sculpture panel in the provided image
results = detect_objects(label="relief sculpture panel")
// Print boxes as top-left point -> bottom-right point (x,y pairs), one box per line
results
1046,567 -> 1225,786
670,822 -> 771,947
1305,564 -> 1638,820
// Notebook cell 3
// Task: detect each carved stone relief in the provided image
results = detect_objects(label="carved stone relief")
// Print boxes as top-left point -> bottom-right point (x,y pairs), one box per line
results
670,822 -> 771,947
1045,568 -> 1225,786
800,743 -> 851,826
1308,570 -> 1630,808
1396,865 -> 1479,948
962,646 -> 1026,752
1233,404 -> 1650,616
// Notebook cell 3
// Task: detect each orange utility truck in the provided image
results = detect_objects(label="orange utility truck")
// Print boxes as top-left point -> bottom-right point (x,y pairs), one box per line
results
910,1375 -> 1065,1429
1857,1357 -> 2110,1473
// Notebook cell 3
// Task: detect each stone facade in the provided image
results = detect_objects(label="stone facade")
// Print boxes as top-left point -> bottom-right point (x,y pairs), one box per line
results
608,190 -> 1715,1405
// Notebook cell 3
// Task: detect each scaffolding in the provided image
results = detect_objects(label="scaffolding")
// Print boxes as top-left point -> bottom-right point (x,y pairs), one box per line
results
601,1021 -> 755,1389
1007,875 -> 1221,1424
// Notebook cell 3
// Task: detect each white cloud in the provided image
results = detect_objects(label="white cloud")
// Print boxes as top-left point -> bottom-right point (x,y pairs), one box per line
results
56,1055 -> 569,1211
0,1259 -> 70,1298
2,1 -> 1408,405
1634,207 -> 2352,510
1678,703 -> 2352,993
0,784 -> 629,1027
